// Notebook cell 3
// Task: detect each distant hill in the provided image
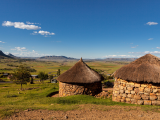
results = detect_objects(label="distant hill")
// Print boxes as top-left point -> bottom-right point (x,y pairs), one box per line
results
37,55 -> 76,61
105,58 -> 137,61
0,50 -> 12,59
8,53 -> 18,58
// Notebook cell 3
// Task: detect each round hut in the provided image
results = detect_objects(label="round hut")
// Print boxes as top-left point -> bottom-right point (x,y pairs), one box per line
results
112,54 -> 160,105
57,58 -> 103,97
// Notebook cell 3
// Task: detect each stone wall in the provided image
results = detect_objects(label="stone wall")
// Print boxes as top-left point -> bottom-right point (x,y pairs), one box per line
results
59,81 -> 102,97
112,78 -> 160,105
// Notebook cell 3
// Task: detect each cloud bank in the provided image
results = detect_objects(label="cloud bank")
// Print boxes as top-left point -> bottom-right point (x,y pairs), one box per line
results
32,30 -> 55,36
0,41 -> 5,43
2,21 -> 41,30
146,22 -> 158,25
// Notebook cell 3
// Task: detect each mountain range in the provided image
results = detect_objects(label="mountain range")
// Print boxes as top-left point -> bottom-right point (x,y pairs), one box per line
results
0,50 -> 137,61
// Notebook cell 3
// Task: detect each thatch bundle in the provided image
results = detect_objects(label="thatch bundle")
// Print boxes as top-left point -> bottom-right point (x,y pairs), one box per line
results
57,58 -> 103,83
114,54 -> 160,83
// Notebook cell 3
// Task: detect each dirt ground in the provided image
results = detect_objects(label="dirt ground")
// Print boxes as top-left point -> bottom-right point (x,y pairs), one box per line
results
3,88 -> 160,120
3,104 -> 160,120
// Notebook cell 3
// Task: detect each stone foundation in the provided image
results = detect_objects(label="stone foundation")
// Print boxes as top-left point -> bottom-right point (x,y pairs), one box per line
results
112,78 -> 160,105
59,81 -> 102,97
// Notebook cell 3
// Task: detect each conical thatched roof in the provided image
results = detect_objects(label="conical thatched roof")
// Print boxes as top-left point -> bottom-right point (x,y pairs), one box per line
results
57,58 -> 103,83
114,54 -> 160,83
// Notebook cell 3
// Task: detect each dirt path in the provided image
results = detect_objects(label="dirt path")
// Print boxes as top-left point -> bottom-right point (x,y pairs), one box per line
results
3,105 -> 160,120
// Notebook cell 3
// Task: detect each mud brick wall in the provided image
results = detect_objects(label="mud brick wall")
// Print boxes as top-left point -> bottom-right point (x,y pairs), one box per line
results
112,78 -> 160,105
59,81 -> 102,97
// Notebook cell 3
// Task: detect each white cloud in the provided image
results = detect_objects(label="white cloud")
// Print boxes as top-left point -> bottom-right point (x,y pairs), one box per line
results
129,51 -> 160,55
38,30 -> 55,35
0,41 -> 5,43
26,21 -> 40,25
146,22 -> 158,25
11,47 -> 26,51
157,47 -> 160,49
4,52 -> 9,55
2,21 -> 41,30
131,45 -> 138,48
10,47 -> 53,57
32,30 -> 55,37
148,38 -> 153,40
105,55 -> 136,58
26,21 -> 34,24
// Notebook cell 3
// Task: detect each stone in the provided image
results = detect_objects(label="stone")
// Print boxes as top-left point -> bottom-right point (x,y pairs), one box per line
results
150,93 -> 156,96
112,96 -> 117,101
157,96 -> 160,100
64,115 -> 68,119
121,98 -> 126,102
144,92 -> 150,96
122,97 -> 126,100
157,89 -> 160,93
135,83 -> 141,88
125,90 -> 131,94
117,95 -> 122,99
120,86 -> 124,90
153,89 -> 158,93
156,93 -> 160,96
115,91 -> 120,94
131,99 -> 137,104
144,100 -> 151,105
152,101 -> 157,105
131,91 -> 135,94
116,98 -> 121,102
156,101 -> 160,105
127,94 -> 134,98
139,87 -> 144,92
141,95 -> 149,100
114,93 -> 119,97
148,85 -> 152,89
134,95 -> 141,100
126,98 -> 131,102
127,87 -> 134,90
124,87 -> 127,90
152,85 -> 158,89
120,89 -> 124,93
144,88 -> 152,93
139,92 -> 144,94
115,88 -> 120,91
137,100 -> 144,105
126,82 -> 135,87
141,84 -> 147,87
134,88 -> 139,93
150,95 -> 157,100
121,80 -> 126,82
122,93 -> 127,97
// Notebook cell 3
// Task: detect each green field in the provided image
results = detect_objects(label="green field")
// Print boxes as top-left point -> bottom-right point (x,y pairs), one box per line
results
0,58 -> 127,76
0,58 -> 143,118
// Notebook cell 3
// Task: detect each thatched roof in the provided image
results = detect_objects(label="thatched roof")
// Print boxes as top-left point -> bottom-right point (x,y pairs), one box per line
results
114,54 -> 160,83
57,58 -> 103,83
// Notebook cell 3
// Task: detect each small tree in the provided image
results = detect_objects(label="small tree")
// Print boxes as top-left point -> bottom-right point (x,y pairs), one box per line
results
10,64 -> 31,90
49,75 -> 53,83
57,69 -> 60,76
38,71 -> 48,82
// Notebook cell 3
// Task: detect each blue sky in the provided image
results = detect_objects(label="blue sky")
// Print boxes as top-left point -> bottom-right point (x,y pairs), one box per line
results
0,0 -> 160,59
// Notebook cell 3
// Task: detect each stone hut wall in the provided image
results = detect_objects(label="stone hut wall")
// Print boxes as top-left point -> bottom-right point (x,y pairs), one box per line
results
59,81 -> 102,97
112,78 -> 160,105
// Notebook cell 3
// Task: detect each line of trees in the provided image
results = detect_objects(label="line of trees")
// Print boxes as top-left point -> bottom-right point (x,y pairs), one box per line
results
10,64 -> 61,90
